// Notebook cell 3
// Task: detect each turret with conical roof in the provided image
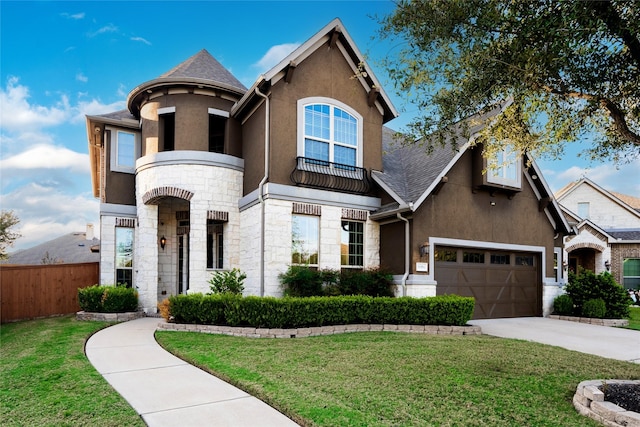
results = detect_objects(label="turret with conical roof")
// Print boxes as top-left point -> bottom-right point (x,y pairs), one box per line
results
127,49 -> 247,118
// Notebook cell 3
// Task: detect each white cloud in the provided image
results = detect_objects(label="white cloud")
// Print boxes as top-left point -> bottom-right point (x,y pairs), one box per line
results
3,183 -> 99,251
0,77 -> 70,131
253,43 -> 300,74
61,12 -> 85,20
74,98 -> 127,123
131,36 -> 151,45
76,72 -> 88,83
548,157 -> 640,197
0,144 -> 89,173
88,24 -> 118,37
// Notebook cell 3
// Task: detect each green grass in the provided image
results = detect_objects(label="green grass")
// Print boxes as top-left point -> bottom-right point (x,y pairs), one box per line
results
0,316 -> 144,427
156,330 -> 640,427
627,306 -> 640,330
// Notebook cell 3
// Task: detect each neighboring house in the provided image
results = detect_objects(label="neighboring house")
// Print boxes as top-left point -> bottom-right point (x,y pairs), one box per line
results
4,224 -> 99,265
555,178 -> 640,290
85,18 -> 571,318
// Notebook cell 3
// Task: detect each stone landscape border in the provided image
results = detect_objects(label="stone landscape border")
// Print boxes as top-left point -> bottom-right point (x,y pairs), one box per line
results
573,379 -> 640,427
157,322 -> 482,338
548,315 -> 629,327
76,311 -> 146,322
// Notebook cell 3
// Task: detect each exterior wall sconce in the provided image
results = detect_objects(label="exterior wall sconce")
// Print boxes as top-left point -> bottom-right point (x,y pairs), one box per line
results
419,242 -> 429,257
490,201 -> 496,206
604,260 -> 611,271
160,235 -> 166,250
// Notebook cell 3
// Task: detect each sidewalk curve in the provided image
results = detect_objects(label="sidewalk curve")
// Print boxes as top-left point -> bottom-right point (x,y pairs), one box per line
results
469,317 -> 640,363
85,317 -> 300,427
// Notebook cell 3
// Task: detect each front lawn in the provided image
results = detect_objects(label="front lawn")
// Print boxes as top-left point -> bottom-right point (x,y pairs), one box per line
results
627,306 -> 640,330
156,330 -> 640,427
0,316 -> 144,427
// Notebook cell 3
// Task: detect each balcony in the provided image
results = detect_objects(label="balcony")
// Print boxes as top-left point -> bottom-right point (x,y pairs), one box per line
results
290,157 -> 372,195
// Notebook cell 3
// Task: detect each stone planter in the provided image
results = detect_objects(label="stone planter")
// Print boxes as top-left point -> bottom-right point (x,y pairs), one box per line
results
573,380 -> 640,427
76,311 -> 146,322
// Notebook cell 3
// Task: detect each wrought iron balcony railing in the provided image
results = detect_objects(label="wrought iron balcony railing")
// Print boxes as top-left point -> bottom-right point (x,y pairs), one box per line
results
290,157 -> 371,194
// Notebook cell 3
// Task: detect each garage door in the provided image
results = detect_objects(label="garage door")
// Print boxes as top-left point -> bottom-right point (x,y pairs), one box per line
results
434,246 -> 541,319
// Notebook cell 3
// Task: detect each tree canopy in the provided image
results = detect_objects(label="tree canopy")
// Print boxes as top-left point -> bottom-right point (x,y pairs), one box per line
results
377,0 -> 640,163
0,210 -> 21,260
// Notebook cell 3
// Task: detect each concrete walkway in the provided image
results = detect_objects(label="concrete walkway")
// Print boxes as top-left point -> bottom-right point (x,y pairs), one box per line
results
85,317 -> 300,427
469,317 -> 640,363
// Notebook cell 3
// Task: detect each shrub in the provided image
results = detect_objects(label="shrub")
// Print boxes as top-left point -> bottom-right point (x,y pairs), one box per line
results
78,284 -> 138,313
279,266 -> 395,297
208,268 -> 246,295
565,270 -> 630,319
553,294 -> 574,315
582,298 -> 607,319
78,285 -> 104,312
167,294 -> 475,327
158,298 -> 171,321
279,266 -> 324,297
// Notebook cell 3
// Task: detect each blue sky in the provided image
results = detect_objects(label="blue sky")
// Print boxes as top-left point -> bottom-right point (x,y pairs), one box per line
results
1,0 -> 638,251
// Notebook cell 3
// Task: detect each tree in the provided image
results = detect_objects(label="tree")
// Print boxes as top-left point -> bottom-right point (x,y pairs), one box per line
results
377,0 -> 640,163
0,210 -> 21,260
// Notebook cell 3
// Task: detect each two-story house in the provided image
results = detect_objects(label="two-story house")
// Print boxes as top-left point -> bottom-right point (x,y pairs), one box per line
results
555,178 -> 640,289
86,18 -> 571,318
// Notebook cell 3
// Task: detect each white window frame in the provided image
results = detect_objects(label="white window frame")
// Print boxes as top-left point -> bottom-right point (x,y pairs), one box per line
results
577,202 -> 590,219
297,97 -> 363,168
115,226 -> 134,287
341,220 -> 364,268
486,147 -> 521,188
109,127 -> 140,173
206,220 -> 224,270
291,214 -> 320,266
553,247 -> 563,281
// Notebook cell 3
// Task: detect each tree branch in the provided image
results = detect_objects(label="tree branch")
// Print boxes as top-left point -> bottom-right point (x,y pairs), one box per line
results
541,85 -> 640,146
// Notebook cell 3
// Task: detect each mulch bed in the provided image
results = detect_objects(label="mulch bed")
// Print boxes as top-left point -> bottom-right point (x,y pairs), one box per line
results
601,383 -> 640,413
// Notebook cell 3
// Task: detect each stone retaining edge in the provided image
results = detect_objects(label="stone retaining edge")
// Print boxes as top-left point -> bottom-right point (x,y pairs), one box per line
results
548,315 -> 629,327
573,379 -> 640,427
156,322 -> 482,338
76,311 -> 146,322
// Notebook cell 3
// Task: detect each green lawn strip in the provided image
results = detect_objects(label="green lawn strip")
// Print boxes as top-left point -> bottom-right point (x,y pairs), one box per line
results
626,306 -> 640,330
156,330 -> 640,427
0,316 -> 144,427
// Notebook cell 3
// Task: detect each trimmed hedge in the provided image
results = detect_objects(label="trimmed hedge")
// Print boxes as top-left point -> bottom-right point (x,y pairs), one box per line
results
565,270 -> 630,319
78,285 -> 138,313
167,294 -> 475,327
279,266 -> 395,297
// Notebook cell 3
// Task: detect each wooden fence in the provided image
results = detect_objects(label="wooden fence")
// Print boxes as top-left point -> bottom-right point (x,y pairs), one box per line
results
1,262 -> 99,323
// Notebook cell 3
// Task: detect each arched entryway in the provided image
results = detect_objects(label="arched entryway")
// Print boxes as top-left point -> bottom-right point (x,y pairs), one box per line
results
565,242 -> 605,274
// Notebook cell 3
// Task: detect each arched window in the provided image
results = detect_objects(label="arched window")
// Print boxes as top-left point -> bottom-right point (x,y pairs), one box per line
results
297,98 -> 363,168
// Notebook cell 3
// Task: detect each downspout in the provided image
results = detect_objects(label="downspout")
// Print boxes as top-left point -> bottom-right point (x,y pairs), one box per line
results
397,213 -> 409,297
255,84 -> 269,297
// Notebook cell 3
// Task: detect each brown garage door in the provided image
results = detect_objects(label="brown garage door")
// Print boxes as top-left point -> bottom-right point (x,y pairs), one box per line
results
434,246 -> 541,319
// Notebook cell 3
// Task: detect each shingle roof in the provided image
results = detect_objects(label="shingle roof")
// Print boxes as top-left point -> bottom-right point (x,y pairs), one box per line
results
375,106 -> 502,206
606,229 -> 640,241
4,232 -> 100,265
160,49 -> 247,93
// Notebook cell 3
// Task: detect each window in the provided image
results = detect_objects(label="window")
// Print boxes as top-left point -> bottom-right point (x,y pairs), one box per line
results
577,202 -> 590,219
208,108 -> 228,153
160,112 -> 175,151
515,255 -> 535,266
341,221 -> 363,268
115,227 -> 134,287
298,98 -> 363,168
463,251 -> 485,263
292,215 -> 319,265
554,247 -> 563,281
109,128 -> 139,173
435,249 -> 457,262
490,253 -> 510,265
623,258 -> 640,289
486,147 -> 521,188
207,220 -> 224,269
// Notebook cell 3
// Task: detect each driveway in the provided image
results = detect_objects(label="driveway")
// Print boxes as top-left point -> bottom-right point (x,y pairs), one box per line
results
469,317 -> 640,363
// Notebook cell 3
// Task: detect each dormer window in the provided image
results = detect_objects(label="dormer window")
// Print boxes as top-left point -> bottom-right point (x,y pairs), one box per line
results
297,97 -> 363,168
486,147 -> 521,188
109,127 -> 140,173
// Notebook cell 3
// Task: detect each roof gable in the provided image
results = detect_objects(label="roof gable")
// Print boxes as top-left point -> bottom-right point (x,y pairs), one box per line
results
233,18 -> 397,123
554,178 -> 640,221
